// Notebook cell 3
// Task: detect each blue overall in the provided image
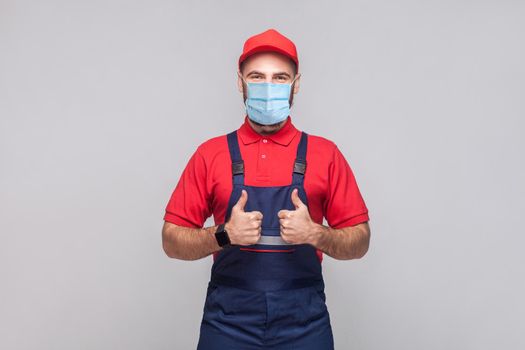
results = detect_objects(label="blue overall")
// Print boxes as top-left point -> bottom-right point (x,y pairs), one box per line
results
196,130 -> 334,350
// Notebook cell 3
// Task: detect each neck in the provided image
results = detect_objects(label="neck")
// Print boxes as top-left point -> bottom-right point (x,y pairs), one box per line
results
247,118 -> 287,136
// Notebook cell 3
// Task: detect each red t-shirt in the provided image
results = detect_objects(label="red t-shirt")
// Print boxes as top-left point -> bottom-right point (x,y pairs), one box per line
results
164,115 -> 369,262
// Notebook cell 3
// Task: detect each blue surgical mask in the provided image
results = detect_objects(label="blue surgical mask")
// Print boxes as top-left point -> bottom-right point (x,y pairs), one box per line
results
240,74 -> 299,125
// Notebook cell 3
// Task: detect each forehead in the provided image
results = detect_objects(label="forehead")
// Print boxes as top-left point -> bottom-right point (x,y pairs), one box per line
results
241,51 -> 295,75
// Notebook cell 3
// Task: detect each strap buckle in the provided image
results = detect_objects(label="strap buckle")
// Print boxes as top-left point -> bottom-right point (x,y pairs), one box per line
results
232,160 -> 244,175
293,160 -> 306,175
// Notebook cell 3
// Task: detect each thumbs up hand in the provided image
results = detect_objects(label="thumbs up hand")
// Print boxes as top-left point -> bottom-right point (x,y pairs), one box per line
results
225,189 -> 263,245
278,188 -> 317,245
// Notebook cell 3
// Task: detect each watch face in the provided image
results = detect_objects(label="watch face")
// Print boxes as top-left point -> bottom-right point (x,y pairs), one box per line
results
215,225 -> 230,247
216,232 -> 229,247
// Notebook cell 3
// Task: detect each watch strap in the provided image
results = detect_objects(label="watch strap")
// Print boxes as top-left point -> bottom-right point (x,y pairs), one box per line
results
215,223 -> 230,247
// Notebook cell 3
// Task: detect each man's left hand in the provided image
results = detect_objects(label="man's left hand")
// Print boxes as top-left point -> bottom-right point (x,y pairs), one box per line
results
278,188 -> 320,246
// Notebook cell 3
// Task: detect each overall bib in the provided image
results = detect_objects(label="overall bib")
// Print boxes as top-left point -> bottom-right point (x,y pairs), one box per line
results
196,130 -> 334,350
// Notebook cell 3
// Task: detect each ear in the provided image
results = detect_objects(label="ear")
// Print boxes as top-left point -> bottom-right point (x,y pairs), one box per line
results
237,71 -> 244,93
292,73 -> 301,94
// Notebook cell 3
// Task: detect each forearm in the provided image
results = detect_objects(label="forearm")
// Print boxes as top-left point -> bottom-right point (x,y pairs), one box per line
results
162,223 -> 222,260
311,222 -> 370,260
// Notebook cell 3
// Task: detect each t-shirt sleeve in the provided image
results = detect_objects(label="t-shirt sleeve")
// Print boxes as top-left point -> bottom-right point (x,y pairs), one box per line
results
163,147 -> 211,228
324,144 -> 369,228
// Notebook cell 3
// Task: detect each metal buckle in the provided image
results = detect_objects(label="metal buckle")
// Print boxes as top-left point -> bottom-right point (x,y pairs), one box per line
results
293,161 -> 306,175
232,161 -> 244,175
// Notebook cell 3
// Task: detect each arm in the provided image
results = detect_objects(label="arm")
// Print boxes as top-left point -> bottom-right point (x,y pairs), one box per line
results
311,221 -> 370,260
162,147 -> 223,261
278,188 -> 371,260
162,221 -> 222,261
162,189 -> 262,260
316,142 -> 371,260
279,138 -> 370,260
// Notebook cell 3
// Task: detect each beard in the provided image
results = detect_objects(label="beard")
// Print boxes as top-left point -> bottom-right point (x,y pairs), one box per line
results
250,119 -> 284,128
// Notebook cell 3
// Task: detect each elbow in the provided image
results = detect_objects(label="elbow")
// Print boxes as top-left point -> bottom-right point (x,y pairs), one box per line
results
354,242 -> 369,259
359,228 -> 371,258
162,224 -> 181,259
352,225 -> 371,260
162,224 -> 199,260
162,231 -> 177,259
163,235 -> 187,260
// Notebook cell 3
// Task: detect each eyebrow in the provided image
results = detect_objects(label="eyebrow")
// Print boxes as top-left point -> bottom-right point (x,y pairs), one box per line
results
246,70 -> 292,78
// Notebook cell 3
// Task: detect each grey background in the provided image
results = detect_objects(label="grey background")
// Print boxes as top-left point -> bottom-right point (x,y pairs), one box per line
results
1,0 -> 524,349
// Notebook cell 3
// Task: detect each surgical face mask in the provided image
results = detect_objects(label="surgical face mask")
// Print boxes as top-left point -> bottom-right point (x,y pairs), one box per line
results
240,73 -> 299,125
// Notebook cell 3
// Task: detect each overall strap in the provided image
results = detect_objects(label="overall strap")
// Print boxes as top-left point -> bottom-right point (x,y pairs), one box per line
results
292,131 -> 308,184
226,130 -> 245,185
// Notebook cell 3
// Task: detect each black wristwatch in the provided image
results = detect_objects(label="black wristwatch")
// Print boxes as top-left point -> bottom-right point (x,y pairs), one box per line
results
214,223 -> 231,247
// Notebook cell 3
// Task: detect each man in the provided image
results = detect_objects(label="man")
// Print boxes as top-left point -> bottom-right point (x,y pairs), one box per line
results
162,28 -> 370,350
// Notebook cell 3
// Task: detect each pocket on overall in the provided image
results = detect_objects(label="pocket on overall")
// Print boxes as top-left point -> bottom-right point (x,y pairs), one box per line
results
311,285 -> 327,304
304,285 -> 328,321
203,283 -> 221,311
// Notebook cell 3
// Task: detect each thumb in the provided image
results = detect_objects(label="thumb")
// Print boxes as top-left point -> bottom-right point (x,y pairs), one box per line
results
291,188 -> 304,209
234,189 -> 248,212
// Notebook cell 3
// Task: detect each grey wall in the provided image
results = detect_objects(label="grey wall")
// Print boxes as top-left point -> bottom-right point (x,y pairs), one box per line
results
1,0 -> 524,349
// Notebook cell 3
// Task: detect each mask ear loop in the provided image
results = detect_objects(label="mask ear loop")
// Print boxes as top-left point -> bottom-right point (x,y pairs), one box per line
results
237,71 -> 248,85
289,72 -> 300,96
287,72 -> 301,108
238,71 -> 249,102
291,73 -> 300,85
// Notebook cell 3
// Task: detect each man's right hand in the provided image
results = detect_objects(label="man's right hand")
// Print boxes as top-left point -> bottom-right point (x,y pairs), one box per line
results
225,189 -> 263,245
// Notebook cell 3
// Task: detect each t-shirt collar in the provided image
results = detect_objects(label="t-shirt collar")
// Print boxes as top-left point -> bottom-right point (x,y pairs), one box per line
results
238,115 -> 299,146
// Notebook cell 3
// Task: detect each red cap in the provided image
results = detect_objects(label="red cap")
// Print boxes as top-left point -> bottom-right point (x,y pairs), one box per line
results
238,29 -> 299,72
